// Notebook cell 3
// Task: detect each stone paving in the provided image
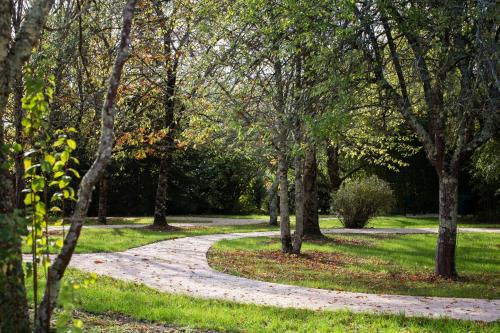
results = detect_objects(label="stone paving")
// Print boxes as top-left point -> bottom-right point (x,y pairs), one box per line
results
62,228 -> 500,322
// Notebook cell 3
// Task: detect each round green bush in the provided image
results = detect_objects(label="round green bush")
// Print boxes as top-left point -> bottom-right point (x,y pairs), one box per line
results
332,175 -> 394,228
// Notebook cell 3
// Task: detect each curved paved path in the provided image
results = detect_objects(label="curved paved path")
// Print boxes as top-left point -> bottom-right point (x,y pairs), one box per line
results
65,228 -> 500,322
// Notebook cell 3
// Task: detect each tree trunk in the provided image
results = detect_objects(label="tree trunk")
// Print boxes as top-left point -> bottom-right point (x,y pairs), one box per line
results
153,156 -> 169,227
1,46 -> 29,333
0,123 -> 31,332
268,175 -> 279,226
435,173 -> 459,278
0,1 -> 54,331
98,171 -> 108,224
303,147 -> 321,237
152,22 -> 177,228
292,154 -> 303,253
13,74 -> 25,209
35,2 -> 137,331
326,144 -> 342,191
0,232 -> 31,333
278,153 -> 292,253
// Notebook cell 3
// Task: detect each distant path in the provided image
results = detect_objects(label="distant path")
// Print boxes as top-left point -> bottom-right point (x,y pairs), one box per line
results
44,216 -> 266,230
64,228 -> 500,322
45,215 -> 500,234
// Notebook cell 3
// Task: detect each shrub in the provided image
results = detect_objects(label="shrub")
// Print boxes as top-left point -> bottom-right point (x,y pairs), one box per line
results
332,176 -> 395,228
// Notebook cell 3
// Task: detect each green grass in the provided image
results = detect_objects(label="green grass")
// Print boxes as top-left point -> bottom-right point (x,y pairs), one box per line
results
209,232 -> 500,299
53,217 -> 215,226
182,214 -> 269,220
23,223 -> 278,254
27,270 -> 500,332
318,216 -> 500,229
28,216 -> 498,254
54,215 -> 498,228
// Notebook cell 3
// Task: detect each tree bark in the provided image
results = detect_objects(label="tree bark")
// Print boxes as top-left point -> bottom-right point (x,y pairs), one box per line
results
153,155 -> 170,226
303,147 -> 321,237
278,153 -> 292,253
0,222 -> 31,333
435,173 -> 458,278
292,154 -> 303,253
98,171 -> 108,224
13,74 -> 25,209
153,17 -> 178,227
35,2 -> 137,331
0,1 -> 53,332
268,175 -> 279,226
326,144 -> 342,192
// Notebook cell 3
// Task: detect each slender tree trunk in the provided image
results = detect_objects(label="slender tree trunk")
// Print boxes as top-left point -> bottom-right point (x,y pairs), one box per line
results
268,175 -> 279,226
303,147 -> 321,237
292,154 -> 303,253
35,2 -> 137,330
435,173 -> 459,278
153,155 -> 170,226
98,171 -> 108,224
13,74 -> 25,208
278,153 -> 292,253
326,144 -> 342,192
153,22 -> 177,227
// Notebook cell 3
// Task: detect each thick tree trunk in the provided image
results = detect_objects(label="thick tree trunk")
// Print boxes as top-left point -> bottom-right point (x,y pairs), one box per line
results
98,171 -> 108,224
292,155 -> 303,253
435,173 -> 459,278
303,148 -> 321,237
1,41 -> 29,333
268,175 -> 279,226
0,122 -> 30,333
0,229 -> 31,333
0,1 -> 54,331
35,2 -> 137,331
278,153 -> 292,253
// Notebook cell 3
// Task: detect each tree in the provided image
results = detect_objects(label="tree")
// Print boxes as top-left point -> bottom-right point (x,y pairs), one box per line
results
0,1 -> 55,331
354,0 -> 499,277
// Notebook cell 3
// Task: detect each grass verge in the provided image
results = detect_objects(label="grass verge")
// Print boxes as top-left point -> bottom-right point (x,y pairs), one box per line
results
23,223 -> 276,254
209,233 -> 500,299
27,270 -> 500,333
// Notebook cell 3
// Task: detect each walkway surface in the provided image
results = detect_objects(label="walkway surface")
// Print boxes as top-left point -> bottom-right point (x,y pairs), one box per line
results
43,216 -> 266,230
62,227 -> 500,322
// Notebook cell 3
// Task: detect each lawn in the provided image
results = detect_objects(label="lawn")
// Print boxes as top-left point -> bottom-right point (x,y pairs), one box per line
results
318,216 -> 500,229
23,223 -> 278,254
208,232 -> 500,299
25,216 -> 498,254
26,270 -> 500,333
50,215 -> 499,228
54,216 -> 216,226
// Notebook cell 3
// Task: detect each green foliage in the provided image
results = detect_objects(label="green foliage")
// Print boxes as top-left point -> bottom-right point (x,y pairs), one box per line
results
471,138 -> 500,187
470,138 -> 500,223
21,72 -> 81,331
332,175 -> 394,228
